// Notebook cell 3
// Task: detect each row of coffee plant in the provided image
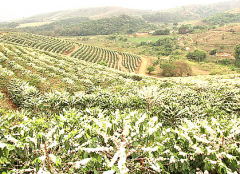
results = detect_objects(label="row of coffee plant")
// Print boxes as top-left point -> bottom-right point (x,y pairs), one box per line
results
71,43 -> 120,70
0,32 -> 74,54
0,42 -> 239,173
0,32 -> 142,72
120,52 -> 141,72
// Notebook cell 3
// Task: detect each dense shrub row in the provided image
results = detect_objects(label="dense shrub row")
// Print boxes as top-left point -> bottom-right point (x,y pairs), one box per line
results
0,41 -> 240,173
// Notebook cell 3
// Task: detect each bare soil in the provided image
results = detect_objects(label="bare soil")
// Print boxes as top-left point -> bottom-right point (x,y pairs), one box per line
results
0,87 -> 20,111
117,54 -> 129,72
64,44 -> 79,56
137,57 -> 148,75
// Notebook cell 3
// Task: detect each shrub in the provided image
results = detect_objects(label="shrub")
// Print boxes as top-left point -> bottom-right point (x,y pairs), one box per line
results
131,74 -> 142,81
186,49 -> 207,62
218,58 -> 231,65
161,60 -> 193,77
147,66 -> 155,74
209,49 -> 217,55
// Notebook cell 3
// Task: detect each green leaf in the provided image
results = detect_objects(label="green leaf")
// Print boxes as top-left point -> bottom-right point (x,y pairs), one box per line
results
36,158 -> 40,172
94,169 -> 99,174
3,148 -> 9,158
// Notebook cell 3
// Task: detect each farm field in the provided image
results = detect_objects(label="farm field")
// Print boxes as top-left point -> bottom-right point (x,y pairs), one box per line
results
0,32 -> 141,73
189,23 -> 240,53
0,31 -> 240,173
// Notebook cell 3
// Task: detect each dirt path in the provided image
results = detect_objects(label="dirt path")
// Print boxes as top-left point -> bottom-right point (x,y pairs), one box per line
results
0,88 -> 20,111
117,54 -> 129,72
137,57 -> 148,75
64,44 -> 79,56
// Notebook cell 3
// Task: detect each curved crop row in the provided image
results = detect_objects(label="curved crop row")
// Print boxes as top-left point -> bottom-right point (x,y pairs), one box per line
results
0,42 -> 240,173
71,43 -> 120,70
120,52 -> 141,72
0,32 -> 74,54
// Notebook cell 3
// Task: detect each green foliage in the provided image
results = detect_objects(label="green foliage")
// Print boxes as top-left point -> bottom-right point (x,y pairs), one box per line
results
234,44 -> 240,60
161,60 -> 193,77
186,49 -> 207,62
173,22 -> 178,26
153,29 -> 170,35
234,44 -> 240,67
147,66 -> 155,74
1,33 -> 240,173
107,35 -> 117,40
203,12 -> 240,25
209,49 -> 217,55
22,15 -> 157,36
220,45 -> 225,50
151,38 -> 179,56
98,61 -> 108,66
218,58 -> 231,65
178,24 -> 193,34
0,109 -> 239,173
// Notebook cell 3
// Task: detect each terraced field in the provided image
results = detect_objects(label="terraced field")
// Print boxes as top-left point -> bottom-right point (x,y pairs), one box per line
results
0,34 -> 239,173
0,32 -> 142,73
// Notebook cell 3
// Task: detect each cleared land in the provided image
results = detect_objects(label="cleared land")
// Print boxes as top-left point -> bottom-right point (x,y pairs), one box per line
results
15,21 -> 52,28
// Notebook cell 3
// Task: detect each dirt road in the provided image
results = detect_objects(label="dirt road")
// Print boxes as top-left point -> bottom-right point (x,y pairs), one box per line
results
137,58 -> 148,75
65,44 -> 79,56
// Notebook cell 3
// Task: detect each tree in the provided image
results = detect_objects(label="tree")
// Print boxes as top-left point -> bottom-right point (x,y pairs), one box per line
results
153,29 -> 170,35
186,49 -> 207,62
147,66 -> 155,74
234,44 -> 240,67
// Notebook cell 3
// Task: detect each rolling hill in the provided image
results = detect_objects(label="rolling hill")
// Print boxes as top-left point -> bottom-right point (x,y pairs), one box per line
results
142,0 -> 240,23
0,31 -> 239,173
14,6 -> 152,24
19,14 -> 157,36
1,0 -> 240,29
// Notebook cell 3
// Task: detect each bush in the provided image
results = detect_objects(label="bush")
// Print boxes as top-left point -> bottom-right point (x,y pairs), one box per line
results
161,60 -> 193,77
147,66 -> 155,74
209,49 -> 217,55
186,49 -> 207,62
218,58 -> 231,65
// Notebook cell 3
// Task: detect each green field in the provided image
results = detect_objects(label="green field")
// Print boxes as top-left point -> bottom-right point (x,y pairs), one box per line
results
0,31 -> 240,173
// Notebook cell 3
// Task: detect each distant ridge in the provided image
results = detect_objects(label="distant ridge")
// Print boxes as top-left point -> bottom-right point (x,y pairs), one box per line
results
14,6 -> 152,24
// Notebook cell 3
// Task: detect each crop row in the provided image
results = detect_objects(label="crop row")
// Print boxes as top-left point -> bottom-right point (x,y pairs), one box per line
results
0,42 -> 240,173
120,52 -> 141,72
0,32 -> 143,72
0,32 -> 74,54
71,43 -> 120,70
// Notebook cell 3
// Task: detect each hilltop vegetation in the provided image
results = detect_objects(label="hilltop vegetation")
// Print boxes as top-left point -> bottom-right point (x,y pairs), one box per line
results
142,0 -> 240,23
20,15 -> 156,36
15,6 -> 151,24
203,12 -> 240,25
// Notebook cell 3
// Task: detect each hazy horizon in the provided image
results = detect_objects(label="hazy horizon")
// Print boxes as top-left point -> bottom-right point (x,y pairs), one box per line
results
0,0 -> 233,22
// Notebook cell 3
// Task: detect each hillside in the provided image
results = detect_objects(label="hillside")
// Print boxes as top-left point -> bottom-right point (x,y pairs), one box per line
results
0,32 -> 142,73
14,6 -> 152,24
19,15 -> 157,36
202,5 -> 240,25
1,0 -> 240,30
0,35 -> 240,172
188,23 -> 240,53
142,0 -> 240,23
